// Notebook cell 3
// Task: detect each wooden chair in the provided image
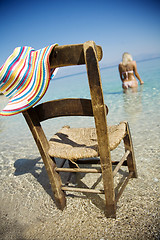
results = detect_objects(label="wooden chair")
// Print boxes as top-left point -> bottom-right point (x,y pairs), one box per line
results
23,41 -> 137,217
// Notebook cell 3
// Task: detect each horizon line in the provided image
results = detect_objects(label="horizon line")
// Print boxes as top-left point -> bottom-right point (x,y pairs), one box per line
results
53,56 -> 160,81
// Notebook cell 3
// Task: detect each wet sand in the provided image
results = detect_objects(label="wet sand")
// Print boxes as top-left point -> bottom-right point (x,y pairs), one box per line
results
0,139 -> 159,240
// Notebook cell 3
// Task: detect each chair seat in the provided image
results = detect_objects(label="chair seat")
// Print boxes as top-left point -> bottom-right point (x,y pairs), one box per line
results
48,121 -> 127,161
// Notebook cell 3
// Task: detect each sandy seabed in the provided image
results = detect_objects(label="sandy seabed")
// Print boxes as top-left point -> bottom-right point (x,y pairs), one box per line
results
0,139 -> 159,240
0,105 -> 160,240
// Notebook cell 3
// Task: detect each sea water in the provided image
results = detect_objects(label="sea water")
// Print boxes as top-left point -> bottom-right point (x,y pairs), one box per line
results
0,58 -> 160,176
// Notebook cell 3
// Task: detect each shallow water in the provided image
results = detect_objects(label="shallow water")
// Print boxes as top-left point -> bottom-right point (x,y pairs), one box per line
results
0,58 -> 160,240
0,58 -> 160,176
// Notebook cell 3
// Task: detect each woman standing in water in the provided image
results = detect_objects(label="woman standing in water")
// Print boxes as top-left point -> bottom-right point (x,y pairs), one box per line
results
118,52 -> 144,89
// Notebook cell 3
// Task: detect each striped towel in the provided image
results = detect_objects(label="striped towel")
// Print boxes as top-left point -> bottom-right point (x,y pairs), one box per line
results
0,44 -> 58,116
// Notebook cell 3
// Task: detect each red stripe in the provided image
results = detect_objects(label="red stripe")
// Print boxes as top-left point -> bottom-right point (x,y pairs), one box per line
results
1,103 -> 29,112
0,63 -> 5,71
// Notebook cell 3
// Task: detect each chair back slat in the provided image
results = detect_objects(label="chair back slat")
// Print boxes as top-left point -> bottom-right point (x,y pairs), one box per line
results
49,44 -> 102,68
34,98 -> 108,122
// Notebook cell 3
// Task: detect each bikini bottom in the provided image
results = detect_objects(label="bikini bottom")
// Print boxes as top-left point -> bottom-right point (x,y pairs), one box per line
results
122,80 -> 138,88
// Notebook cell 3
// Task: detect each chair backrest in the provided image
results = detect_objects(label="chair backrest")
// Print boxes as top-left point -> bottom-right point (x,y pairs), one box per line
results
23,41 -> 107,146
26,41 -> 110,156
25,40 -> 111,163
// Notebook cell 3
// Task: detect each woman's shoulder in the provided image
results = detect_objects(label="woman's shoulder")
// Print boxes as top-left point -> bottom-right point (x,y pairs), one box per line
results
130,61 -> 137,69
131,60 -> 136,66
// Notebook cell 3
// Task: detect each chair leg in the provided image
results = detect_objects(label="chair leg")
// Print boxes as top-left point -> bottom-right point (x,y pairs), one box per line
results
45,156 -> 66,210
123,122 -> 138,178
101,162 -> 116,218
23,110 -> 66,210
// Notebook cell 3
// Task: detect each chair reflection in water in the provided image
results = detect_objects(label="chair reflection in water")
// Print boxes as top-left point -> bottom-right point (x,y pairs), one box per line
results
23,41 -> 137,217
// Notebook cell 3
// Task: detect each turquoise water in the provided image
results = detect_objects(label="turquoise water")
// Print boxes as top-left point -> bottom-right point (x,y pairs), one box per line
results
0,58 -> 160,175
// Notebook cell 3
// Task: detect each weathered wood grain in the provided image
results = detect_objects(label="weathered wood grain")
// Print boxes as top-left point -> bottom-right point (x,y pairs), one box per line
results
49,43 -> 102,68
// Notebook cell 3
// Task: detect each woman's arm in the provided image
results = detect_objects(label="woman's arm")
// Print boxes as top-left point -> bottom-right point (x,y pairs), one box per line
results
118,64 -> 124,81
133,61 -> 144,84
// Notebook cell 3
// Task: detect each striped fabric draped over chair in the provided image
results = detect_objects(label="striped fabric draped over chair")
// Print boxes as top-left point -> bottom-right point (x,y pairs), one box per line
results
0,44 -> 58,116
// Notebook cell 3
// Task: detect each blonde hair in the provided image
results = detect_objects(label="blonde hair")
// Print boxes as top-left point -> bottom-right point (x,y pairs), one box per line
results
122,52 -> 133,66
